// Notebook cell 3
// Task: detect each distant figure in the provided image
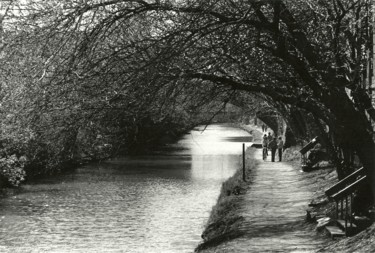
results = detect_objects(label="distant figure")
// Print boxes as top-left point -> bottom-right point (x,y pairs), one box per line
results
269,137 -> 277,162
267,132 -> 272,142
262,124 -> 265,132
277,136 -> 284,162
262,134 -> 268,148
262,134 -> 268,159
265,125 -> 268,131
267,132 -> 272,155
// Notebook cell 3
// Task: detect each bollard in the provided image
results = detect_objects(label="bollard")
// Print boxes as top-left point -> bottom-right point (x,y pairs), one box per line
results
243,143 -> 246,181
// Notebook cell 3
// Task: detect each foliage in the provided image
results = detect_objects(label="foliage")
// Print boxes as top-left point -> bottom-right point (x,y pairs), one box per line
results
0,154 -> 27,186
0,0 -> 375,200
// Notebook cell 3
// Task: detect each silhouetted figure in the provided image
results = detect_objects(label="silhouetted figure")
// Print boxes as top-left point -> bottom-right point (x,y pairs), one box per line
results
266,132 -> 272,155
262,134 -> 268,159
277,136 -> 284,161
269,137 -> 277,162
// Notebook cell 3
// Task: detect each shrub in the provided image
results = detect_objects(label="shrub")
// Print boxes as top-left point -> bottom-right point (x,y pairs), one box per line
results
0,154 -> 27,186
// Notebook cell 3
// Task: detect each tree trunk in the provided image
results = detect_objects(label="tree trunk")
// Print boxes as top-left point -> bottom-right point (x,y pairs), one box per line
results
355,138 -> 375,204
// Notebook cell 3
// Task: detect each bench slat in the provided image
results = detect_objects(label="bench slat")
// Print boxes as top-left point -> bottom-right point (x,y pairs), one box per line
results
331,176 -> 368,201
325,167 -> 365,197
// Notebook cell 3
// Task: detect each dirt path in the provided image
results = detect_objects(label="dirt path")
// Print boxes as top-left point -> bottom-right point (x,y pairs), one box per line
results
200,149 -> 326,252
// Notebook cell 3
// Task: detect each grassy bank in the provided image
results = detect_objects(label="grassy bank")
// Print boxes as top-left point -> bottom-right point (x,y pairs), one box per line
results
195,147 -> 258,251
318,223 -> 375,252
194,124 -> 262,251
285,148 -> 375,252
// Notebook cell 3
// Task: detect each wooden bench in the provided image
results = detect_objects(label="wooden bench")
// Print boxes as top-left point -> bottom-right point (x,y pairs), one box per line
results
325,167 -> 366,199
325,167 -> 368,236
299,136 -> 319,155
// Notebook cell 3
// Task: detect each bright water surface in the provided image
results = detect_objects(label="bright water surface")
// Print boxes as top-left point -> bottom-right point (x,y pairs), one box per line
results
0,124 -> 252,253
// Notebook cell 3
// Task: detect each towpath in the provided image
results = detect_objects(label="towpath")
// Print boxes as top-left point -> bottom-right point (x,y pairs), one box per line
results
200,149 -> 327,252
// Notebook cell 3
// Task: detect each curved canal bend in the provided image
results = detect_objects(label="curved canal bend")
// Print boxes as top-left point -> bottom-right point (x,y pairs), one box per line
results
0,124 -> 252,253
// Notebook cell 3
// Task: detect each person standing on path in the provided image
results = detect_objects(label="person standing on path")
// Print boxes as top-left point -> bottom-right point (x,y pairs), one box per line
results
277,136 -> 284,162
269,137 -> 277,162
262,134 -> 268,159
267,132 -> 272,154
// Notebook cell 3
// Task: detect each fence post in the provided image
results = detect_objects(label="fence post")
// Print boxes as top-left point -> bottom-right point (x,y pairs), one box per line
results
243,143 -> 246,181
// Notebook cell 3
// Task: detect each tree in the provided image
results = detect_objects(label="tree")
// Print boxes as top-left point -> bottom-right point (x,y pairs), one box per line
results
3,0 -> 375,204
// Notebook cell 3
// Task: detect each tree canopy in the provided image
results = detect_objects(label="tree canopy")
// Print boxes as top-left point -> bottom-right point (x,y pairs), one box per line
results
0,0 -> 375,201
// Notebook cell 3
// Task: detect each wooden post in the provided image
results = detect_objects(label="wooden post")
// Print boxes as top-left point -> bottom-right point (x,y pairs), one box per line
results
372,2 -> 375,92
345,196 -> 348,235
350,193 -> 353,227
341,199 -> 344,219
243,143 -> 246,181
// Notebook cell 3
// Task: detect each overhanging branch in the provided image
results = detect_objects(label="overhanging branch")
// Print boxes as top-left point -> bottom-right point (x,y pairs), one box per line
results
182,71 -> 331,123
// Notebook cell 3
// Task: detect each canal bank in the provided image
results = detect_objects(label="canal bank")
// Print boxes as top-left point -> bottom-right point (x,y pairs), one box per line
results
195,125 -> 330,252
194,124 -> 260,251
195,146 -> 258,251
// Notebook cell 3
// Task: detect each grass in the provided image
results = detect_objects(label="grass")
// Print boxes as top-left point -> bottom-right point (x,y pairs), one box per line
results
318,223 -> 375,252
195,147 -> 258,252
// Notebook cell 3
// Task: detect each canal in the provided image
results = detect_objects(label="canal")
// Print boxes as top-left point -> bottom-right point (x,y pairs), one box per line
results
0,124 -> 252,253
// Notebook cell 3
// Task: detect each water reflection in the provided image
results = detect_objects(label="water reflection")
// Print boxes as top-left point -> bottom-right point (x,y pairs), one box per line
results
0,124 -> 252,253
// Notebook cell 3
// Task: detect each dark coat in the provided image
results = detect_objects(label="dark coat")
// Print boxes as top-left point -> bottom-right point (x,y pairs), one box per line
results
268,139 -> 277,149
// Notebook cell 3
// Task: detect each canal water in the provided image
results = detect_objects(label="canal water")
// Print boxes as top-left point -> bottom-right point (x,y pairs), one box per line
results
0,124 -> 252,253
